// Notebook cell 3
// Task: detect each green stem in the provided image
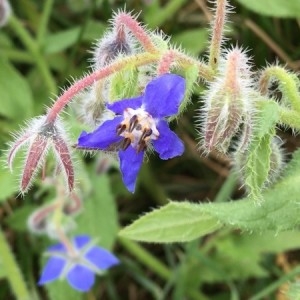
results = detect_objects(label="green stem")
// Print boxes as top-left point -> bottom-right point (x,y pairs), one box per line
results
0,49 -> 33,63
0,226 -> 30,300
8,15 -> 57,95
37,0 -> 54,46
250,266 -> 300,300
118,237 -> 170,280
214,171 -> 237,202
140,165 -> 168,206
118,237 -> 208,300
279,107 -> 300,130
259,66 -> 300,113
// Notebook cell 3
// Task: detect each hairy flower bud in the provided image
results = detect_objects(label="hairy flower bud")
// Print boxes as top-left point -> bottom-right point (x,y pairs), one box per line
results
7,116 -> 75,193
92,22 -> 134,71
198,47 -> 253,154
0,0 -> 11,27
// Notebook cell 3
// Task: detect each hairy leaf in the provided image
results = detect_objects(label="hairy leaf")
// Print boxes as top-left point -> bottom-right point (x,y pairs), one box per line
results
241,100 -> 280,201
119,202 -> 222,243
120,147 -> 300,243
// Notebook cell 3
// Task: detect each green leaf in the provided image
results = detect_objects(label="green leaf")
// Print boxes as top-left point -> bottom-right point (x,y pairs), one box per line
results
5,205 -> 37,232
121,148 -> 300,242
201,148 -> 300,232
0,157 -> 23,203
0,58 -> 33,120
119,202 -> 222,243
197,231 -> 300,282
235,0 -> 300,18
172,29 -> 208,55
240,100 -> 280,201
109,66 -> 139,102
75,172 -> 118,249
46,280 -> 83,300
144,0 -> 188,28
43,21 -> 105,54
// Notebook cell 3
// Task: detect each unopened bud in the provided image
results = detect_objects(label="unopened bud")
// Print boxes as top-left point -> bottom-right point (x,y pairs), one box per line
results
93,24 -> 134,70
8,116 -> 74,193
0,0 -> 11,27
198,47 -> 253,154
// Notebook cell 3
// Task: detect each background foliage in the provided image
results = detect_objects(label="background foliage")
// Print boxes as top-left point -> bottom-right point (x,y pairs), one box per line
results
1,0 -> 300,299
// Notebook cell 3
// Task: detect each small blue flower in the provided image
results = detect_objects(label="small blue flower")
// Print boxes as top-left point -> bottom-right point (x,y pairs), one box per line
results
38,235 -> 119,292
77,74 -> 186,192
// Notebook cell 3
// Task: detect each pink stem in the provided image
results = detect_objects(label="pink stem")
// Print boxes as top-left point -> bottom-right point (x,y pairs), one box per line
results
46,53 -> 157,123
115,12 -> 157,53
157,50 -> 176,75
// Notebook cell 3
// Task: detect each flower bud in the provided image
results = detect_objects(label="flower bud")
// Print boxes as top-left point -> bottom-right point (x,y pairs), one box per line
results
8,116 -> 74,193
92,23 -> 134,71
198,47 -> 253,154
0,0 -> 11,27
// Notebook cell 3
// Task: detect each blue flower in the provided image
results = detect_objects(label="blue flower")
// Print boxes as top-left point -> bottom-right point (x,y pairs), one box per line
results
77,74 -> 186,192
38,235 -> 119,292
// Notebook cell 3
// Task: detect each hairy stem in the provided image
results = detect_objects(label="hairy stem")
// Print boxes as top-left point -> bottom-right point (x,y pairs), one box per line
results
208,0 -> 228,72
46,52 -> 159,123
115,12 -> 158,53
259,66 -> 300,113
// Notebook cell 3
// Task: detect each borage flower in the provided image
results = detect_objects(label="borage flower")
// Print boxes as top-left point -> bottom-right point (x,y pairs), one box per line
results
77,74 -> 185,192
38,235 -> 119,292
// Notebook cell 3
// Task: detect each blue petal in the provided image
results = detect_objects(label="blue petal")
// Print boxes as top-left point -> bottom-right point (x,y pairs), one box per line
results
77,116 -> 123,150
47,243 -> 66,252
153,120 -> 184,159
85,246 -> 119,271
107,97 -> 143,114
73,235 -> 91,250
38,257 -> 66,285
67,265 -> 95,292
143,74 -> 185,118
118,146 -> 144,193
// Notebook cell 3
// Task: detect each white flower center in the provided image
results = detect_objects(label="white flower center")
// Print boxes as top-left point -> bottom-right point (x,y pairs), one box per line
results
117,107 -> 159,152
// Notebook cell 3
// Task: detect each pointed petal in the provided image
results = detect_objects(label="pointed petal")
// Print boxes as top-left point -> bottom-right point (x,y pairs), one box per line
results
85,246 -> 119,271
118,146 -> 144,193
66,265 -> 95,292
143,74 -> 185,118
107,97 -> 143,114
21,136 -> 48,192
53,136 -> 74,192
73,235 -> 91,249
7,132 -> 32,171
47,243 -> 66,252
38,257 -> 66,285
77,116 -> 123,150
153,120 -> 184,159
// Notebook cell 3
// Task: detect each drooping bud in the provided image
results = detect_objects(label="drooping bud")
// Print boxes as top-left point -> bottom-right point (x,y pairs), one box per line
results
92,21 -> 134,71
0,0 -> 11,27
198,47 -> 254,154
7,116 -> 75,193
